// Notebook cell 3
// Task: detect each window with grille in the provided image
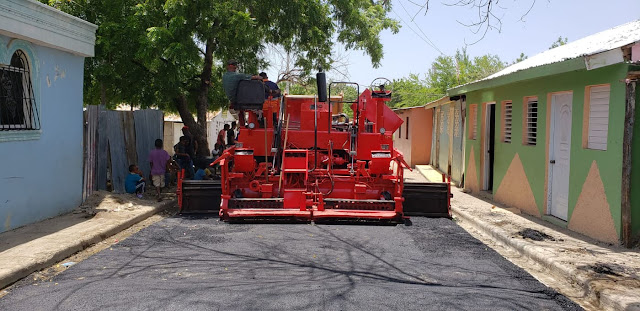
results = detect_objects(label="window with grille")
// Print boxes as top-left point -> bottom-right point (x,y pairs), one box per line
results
469,104 -> 477,140
503,101 -> 512,143
405,117 -> 409,139
586,85 -> 610,150
0,50 -> 40,131
525,98 -> 537,145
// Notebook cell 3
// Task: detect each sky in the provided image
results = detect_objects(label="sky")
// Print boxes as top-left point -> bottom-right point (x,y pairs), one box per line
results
285,0 -> 640,88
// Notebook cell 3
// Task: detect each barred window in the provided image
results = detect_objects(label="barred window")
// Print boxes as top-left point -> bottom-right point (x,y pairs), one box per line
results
525,98 -> 537,145
0,50 -> 40,130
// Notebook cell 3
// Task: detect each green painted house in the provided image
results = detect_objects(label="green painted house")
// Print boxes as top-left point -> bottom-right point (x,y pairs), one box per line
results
449,20 -> 640,246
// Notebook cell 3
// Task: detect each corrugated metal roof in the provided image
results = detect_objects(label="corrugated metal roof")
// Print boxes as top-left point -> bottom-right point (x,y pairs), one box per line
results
451,19 -> 640,92
391,96 -> 449,112
392,104 -> 425,112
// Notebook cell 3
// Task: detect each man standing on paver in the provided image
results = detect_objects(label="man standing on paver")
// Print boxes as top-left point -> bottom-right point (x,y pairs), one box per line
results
222,59 -> 262,126
259,72 -> 281,99
149,139 -> 170,202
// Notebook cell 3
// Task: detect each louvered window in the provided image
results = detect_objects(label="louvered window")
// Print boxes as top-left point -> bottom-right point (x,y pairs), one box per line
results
503,101 -> 512,143
587,85 -> 609,150
0,50 -> 40,130
469,105 -> 477,140
525,99 -> 537,145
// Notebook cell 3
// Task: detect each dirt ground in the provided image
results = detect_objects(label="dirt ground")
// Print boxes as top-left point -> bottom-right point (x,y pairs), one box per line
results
78,188 -> 176,215
452,188 -> 640,310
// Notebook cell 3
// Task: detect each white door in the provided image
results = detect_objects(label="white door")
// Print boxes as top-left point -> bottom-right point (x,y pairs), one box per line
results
549,93 -> 572,220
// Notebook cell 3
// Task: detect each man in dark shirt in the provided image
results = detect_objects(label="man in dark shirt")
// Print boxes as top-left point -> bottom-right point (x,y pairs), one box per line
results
227,121 -> 237,147
181,126 -> 198,158
259,72 -> 281,99
174,136 -> 195,178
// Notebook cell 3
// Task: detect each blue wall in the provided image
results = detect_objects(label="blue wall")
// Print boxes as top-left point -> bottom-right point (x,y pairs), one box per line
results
0,35 -> 85,232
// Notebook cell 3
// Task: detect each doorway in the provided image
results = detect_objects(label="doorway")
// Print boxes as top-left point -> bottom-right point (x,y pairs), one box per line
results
548,93 -> 573,220
483,103 -> 496,191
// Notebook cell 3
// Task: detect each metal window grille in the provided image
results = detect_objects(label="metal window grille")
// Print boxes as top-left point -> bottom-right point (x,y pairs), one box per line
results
526,99 -> 537,145
503,102 -> 512,143
0,50 -> 40,131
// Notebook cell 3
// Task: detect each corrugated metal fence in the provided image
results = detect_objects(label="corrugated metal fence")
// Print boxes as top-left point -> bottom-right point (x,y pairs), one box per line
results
83,106 -> 164,198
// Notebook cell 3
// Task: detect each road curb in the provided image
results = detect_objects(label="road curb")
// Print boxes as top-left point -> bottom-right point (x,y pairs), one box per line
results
452,206 -> 629,311
0,199 -> 176,290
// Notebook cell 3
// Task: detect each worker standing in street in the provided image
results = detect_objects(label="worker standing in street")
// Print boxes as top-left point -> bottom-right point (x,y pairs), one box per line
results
174,136 -> 194,179
227,122 -> 236,147
217,124 -> 229,148
148,139 -> 170,202
181,125 -> 198,160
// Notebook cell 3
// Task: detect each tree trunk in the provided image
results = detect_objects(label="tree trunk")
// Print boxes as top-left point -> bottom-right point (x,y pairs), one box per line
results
174,39 -> 215,159
622,75 -> 637,248
100,82 -> 107,106
174,95 -> 208,159
194,39 -> 215,157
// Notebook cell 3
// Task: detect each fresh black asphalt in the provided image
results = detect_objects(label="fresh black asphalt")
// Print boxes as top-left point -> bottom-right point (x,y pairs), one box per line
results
0,216 -> 581,310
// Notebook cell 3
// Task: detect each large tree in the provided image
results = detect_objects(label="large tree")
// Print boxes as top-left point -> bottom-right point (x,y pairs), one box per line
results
388,74 -> 441,108
43,0 -> 399,157
549,36 -> 568,49
427,48 -> 505,94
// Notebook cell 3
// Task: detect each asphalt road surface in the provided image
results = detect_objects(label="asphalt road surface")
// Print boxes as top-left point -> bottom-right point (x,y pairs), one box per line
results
0,216 -> 581,311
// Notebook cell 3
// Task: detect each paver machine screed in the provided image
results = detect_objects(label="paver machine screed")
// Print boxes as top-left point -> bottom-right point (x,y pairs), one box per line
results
177,73 -> 451,222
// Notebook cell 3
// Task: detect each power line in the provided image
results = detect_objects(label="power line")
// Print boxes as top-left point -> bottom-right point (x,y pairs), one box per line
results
392,0 -> 444,55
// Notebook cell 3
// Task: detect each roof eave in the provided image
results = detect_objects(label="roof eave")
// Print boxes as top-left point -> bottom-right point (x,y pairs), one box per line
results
448,57 -> 586,96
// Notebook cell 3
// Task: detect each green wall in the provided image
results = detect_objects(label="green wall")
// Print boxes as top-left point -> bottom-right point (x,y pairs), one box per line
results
465,63 -> 633,238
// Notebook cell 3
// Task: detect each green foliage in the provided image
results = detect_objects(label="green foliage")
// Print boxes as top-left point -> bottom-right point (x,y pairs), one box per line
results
427,47 -> 506,94
285,47 -> 506,112
41,0 -> 152,108
512,52 -> 528,64
287,80 -> 358,117
388,74 -> 441,108
44,0 -> 398,111
549,36 -> 568,49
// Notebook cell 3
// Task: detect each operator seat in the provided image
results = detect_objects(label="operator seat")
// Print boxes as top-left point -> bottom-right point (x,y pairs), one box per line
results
235,80 -> 265,110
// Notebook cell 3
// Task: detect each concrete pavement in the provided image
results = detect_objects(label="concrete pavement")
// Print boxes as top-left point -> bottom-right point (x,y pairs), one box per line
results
416,165 -> 640,311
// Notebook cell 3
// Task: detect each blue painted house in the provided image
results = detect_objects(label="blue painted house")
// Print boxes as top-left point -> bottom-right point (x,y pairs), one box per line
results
0,0 -> 97,232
